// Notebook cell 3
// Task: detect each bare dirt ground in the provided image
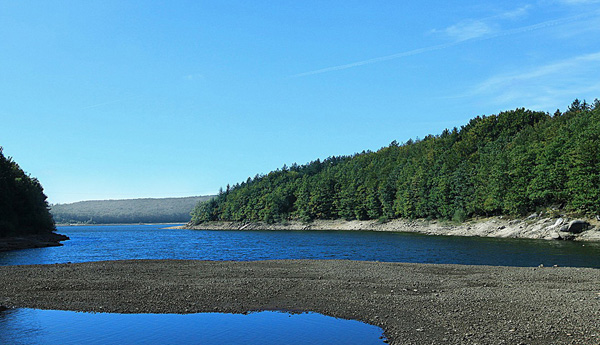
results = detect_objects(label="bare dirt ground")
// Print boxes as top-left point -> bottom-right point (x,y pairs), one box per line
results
1,259 -> 599,344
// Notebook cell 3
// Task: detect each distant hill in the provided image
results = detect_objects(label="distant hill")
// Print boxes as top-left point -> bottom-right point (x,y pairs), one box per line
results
51,196 -> 214,224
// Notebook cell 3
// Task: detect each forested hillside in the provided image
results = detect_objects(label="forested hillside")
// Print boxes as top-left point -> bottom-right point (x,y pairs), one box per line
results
0,148 -> 55,237
51,196 -> 213,224
191,99 -> 600,225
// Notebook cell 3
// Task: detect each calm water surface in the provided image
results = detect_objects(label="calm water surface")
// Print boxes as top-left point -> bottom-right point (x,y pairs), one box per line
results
0,309 -> 386,345
0,224 -> 599,267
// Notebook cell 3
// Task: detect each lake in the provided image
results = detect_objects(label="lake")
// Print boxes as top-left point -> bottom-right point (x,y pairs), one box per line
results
0,224 -> 599,267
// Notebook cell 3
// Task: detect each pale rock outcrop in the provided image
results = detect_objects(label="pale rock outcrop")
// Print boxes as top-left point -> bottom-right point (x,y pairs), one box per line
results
186,216 -> 600,242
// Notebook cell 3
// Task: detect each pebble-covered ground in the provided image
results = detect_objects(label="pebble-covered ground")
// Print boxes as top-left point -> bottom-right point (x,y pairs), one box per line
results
0,260 -> 599,344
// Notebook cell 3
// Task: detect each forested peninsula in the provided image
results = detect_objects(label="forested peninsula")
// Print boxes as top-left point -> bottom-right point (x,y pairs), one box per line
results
0,148 -> 67,251
190,100 -> 600,234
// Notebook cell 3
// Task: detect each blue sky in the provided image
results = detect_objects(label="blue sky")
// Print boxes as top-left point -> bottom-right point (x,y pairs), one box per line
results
1,0 -> 599,204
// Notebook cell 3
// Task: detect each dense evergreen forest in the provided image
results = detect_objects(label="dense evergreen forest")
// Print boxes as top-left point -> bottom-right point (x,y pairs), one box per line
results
191,99 -> 600,225
51,196 -> 213,224
0,148 -> 55,237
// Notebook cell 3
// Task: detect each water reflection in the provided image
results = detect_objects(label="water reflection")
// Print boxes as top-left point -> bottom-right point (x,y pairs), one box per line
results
0,308 -> 385,345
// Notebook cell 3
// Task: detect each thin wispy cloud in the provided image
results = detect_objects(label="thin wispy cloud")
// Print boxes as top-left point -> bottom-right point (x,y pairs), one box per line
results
497,5 -> 532,19
559,0 -> 600,4
474,12 -> 592,39
467,51 -> 600,110
291,41 -> 463,78
441,20 -> 494,41
434,5 -> 532,41
476,52 -> 600,91
291,10 -> 597,78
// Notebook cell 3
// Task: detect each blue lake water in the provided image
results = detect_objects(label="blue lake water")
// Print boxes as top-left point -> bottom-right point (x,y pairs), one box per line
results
0,308 -> 385,345
0,224 -> 599,267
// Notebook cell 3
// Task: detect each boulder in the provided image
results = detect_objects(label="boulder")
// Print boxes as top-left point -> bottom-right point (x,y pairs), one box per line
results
559,220 -> 589,234
566,220 -> 590,234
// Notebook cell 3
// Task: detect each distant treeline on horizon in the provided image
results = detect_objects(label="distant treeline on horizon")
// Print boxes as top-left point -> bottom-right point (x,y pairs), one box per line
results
51,196 -> 213,224
191,99 -> 600,225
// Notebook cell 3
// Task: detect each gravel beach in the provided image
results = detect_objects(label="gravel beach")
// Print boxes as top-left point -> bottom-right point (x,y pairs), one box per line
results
0,259 -> 599,344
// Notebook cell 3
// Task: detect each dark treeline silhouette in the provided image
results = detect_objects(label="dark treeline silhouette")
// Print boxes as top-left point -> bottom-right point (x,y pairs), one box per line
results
191,99 -> 600,225
0,148 -> 55,237
51,196 -> 213,224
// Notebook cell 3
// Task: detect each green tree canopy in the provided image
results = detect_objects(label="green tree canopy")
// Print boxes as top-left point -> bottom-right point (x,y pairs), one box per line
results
0,148 -> 55,237
191,100 -> 600,224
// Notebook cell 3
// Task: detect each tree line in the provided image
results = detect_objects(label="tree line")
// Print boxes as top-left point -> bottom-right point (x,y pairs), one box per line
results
191,99 -> 600,225
51,196 -> 213,224
0,148 -> 55,237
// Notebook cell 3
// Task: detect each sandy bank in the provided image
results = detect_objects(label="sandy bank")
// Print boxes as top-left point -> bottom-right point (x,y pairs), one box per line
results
184,216 -> 600,242
1,260 -> 599,344
0,233 -> 69,252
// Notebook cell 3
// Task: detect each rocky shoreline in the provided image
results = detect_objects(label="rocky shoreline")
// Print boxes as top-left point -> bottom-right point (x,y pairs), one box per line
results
1,259 -> 599,344
185,216 -> 600,242
0,232 -> 70,252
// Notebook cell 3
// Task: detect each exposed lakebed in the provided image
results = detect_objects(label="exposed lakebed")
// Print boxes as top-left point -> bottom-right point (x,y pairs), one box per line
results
2,259 -> 599,344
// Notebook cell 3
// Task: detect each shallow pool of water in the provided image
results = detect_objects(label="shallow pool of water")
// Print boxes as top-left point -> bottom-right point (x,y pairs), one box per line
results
0,308 -> 385,345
